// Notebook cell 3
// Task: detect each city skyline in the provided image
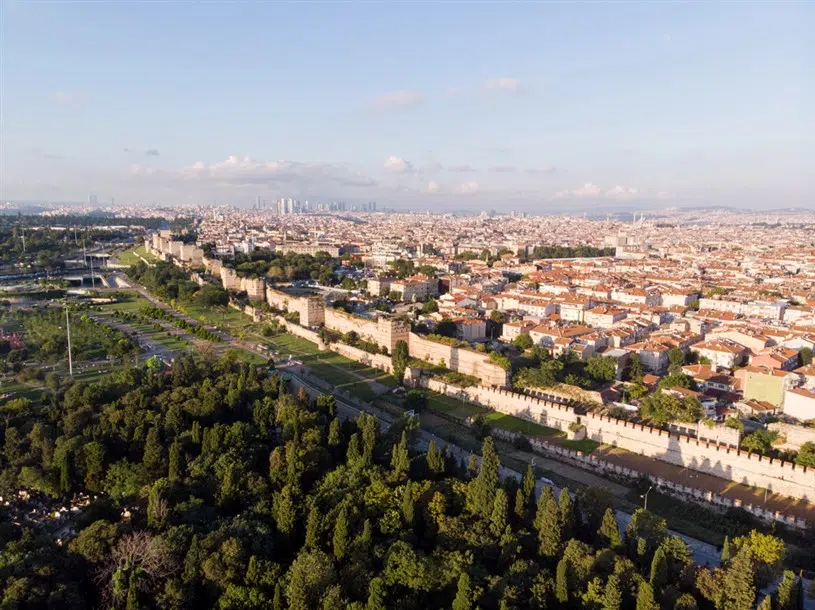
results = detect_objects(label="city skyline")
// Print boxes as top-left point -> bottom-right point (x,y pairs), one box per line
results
1,2 -> 812,210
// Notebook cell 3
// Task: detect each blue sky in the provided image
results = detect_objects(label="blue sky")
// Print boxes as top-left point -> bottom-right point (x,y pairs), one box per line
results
1,1 -> 812,210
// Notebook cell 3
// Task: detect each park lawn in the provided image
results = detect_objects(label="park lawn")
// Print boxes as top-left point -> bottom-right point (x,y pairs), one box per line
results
262,332 -> 323,357
0,380 -> 46,404
426,392 -> 487,419
118,246 -> 158,266
98,292 -> 152,313
558,438 -> 602,454
183,303 -> 252,329
484,411 -> 562,437
233,350 -> 268,365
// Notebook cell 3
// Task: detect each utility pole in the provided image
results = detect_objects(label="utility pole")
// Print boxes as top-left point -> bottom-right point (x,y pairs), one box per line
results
66,307 -> 74,377
89,256 -> 96,289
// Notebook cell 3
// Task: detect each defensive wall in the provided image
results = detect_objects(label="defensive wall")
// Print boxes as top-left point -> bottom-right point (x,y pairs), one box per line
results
409,333 -> 510,387
424,378 -> 814,502
329,342 -> 393,374
487,427 -> 811,529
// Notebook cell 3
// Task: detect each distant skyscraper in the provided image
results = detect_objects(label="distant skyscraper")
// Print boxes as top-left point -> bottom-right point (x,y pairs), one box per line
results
88,193 -> 98,205
256,195 -> 261,209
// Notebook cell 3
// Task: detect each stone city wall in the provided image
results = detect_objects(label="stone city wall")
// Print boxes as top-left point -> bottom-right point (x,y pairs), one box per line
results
408,333 -> 510,387
330,342 -> 393,374
426,378 -> 814,502
488,427 -> 811,530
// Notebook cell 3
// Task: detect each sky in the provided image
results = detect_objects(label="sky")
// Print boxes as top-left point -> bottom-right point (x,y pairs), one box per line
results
1,1 -> 813,211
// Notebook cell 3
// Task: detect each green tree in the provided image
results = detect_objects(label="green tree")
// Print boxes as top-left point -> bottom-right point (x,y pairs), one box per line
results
390,431 -> 410,477
490,488 -> 509,536
426,440 -> 445,475
650,547 -> 668,591
555,558 -> 570,603
333,506 -> 349,561
327,418 -> 341,447
453,573 -> 474,610
721,536 -> 732,565
535,486 -> 562,558
84,441 -> 106,491
587,356 -> 618,382
305,505 -> 321,549
126,569 -> 140,610
636,582 -> 659,610
366,577 -> 387,610
627,353 -> 644,381
391,340 -> 409,384
467,437 -> 500,519
795,442 -> 815,468
799,347 -> 812,366
142,426 -> 164,477
59,450 -> 72,494
668,348 -> 686,373
603,575 -> 623,610
598,507 -> 621,548
775,571 -> 797,610
513,334 -> 533,350
558,488 -> 576,541
168,439 -> 184,482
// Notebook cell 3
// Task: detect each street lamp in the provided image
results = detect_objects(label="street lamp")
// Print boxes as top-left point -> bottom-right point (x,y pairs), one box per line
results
640,484 -> 654,511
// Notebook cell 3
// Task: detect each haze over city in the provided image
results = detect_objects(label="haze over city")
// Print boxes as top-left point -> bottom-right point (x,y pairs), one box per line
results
1,2 -> 812,210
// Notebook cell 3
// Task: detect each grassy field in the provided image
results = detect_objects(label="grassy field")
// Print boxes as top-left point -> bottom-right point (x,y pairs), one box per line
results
426,392 -> 487,419
558,439 -> 602,454
183,303 -> 254,329
484,411 -> 563,437
118,246 -> 158,266
98,292 -> 153,313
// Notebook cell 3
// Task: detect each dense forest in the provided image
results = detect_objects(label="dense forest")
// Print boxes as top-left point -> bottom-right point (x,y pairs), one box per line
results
225,251 -> 338,284
126,262 -> 229,309
0,353 -> 806,609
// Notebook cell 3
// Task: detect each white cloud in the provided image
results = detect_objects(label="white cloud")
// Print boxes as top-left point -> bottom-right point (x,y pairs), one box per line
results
426,181 -> 440,194
556,183 -> 602,198
447,164 -> 476,173
383,155 -> 413,174
455,181 -> 480,194
130,155 -> 377,189
605,185 -> 639,200
555,182 -> 671,201
372,91 -> 424,111
484,77 -> 522,93
54,90 -> 89,105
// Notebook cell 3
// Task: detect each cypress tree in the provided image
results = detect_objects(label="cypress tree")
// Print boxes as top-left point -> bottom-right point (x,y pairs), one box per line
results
333,506 -> 349,561
775,571 -> 797,610
142,426 -> 164,477
721,535 -> 732,565
555,558 -> 570,604
401,482 -> 414,526
452,573 -> 473,610
126,569 -> 139,610
305,505 -> 321,549
327,418 -> 341,447
636,582 -> 659,610
674,594 -> 698,610
391,431 -> 410,477
723,550 -> 756,610
346,433 -> 362,468
273,582 -> 283,610
367,577 -> 387,610
522,464 -> 536,507
650,547 -> 668,591
168,439 -> 183,482
534,485 -> 562,558
183,534 -> 202,583
360,413 -> 377,467
513,488 -> 527,521
467,454 -> 478,479
246,555 -> 259,586
59,450 -> 72,495
603,575 -> 623,610
468,437 -> 500,519
490,488 -> 509,536
558,487 -> 575,541
426,440 -> 445,475
360,518 -> 372,547
598,507 -> 621,548
191,420 -> 201,444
